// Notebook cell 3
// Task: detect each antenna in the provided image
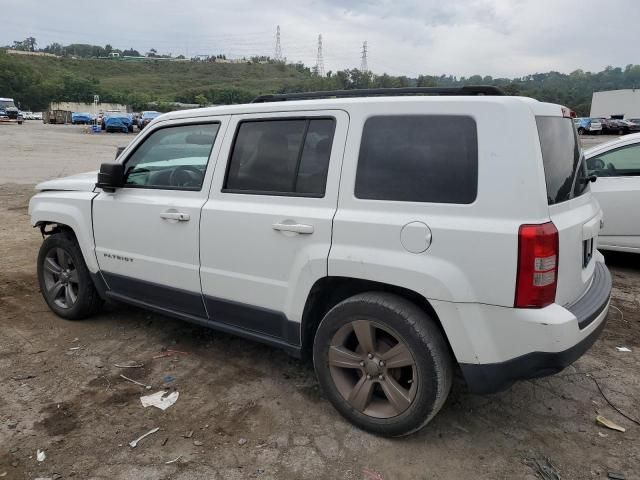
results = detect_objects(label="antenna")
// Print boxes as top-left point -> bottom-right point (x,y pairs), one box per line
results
274,25 -> 282,61
360,41 -> 368,72
315,34 -> 325,77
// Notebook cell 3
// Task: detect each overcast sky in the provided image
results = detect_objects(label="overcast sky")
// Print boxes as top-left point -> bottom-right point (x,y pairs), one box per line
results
3,0 -> 638,78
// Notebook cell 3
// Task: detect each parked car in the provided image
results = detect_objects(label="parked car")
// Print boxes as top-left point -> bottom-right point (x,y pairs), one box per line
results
29,87 -> 611,437
574,117 -> 602,134
102,112 -> 134,133
32,112 -> 43,121
596,118 -> 640,135
585,132 -> 640,252
0,97 -> 23,124
71,112 -> 95,125
137,110 -> 161,130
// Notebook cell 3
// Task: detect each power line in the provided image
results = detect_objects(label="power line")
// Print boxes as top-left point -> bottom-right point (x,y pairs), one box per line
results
360,41 -> 368,72
315,34 -> 325,76
274,25 -> 282,61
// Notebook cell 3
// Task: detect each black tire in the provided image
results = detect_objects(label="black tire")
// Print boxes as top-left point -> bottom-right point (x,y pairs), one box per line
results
577,127 -> 585,135
37,231 -> 103,320
313,292 -> 453,437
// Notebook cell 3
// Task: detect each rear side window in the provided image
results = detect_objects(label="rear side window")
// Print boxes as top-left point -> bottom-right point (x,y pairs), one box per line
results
536,116 -> 587,205
224,118 -> 335,196
355,115 -> 478,204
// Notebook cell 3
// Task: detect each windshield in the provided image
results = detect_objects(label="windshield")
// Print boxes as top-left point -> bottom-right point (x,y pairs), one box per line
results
536,116 -> 588,205
0,99 -> 16,110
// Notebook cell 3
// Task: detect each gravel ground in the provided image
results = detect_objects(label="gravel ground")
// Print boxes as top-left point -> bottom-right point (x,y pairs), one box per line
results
0,122 -> 638,479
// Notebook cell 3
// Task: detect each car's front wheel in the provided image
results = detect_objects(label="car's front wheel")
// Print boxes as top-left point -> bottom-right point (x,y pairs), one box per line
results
313,292 -> 453,437
37,231 -> 103,320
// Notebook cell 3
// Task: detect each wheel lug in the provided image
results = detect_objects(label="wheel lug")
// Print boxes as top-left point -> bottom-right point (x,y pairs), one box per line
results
379,360 -> 385,367
366,374 -> 372,380
378,375 -> 384,381
367,353 -> 373,359
359,361 -> 365,367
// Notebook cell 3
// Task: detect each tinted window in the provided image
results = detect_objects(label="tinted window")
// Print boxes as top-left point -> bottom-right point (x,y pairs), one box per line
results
536,116 -> 587,205
587,143 -> 640,177
225,118 -> 335,195
124,124 -> 219,190
355,115 -> 478,203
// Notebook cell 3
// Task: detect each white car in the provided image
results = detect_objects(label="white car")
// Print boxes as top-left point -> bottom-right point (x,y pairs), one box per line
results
586,132 -> 640,252
29,87 -> 611,436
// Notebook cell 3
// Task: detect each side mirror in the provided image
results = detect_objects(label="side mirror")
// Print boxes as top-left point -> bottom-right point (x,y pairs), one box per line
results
96,162 -> 125,192
115,146 -> 126,159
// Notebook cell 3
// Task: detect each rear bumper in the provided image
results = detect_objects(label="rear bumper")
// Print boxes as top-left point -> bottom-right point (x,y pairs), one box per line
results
458,262 -> 611,394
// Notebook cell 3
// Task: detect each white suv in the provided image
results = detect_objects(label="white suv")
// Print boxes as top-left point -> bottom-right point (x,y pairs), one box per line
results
29,87 -> 611,436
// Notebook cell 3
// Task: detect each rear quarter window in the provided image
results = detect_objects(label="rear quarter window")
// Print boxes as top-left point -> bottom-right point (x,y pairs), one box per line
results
355,115 -> 478,204
536,116 -> 587,205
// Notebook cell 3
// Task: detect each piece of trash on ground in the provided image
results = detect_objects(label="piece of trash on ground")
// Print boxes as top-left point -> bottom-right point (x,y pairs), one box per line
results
608,473 -> 625,480
153,348 -> 190,359
596,415 -> 626,432
36,449 -> 46,462
615,346 -> 631,352
120,374 -> 152,390
363,468 -> 384,480
238,437 -> 248,446
140,390 -> 179,410
68,346 -> 82,351
184,430 -> 193,438
12,374 -> 36,381
165,455 -> 182,465
114,361 -> 144,368
193,440 -> 204,446
525,457 -> 560,480
129,427 -> 160,448
163,375 -> 176,384
598,432 -> 608,437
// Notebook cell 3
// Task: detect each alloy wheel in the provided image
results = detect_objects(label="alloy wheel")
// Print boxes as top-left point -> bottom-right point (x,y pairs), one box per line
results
328,319 -> 417,418
42,247 -> 79,309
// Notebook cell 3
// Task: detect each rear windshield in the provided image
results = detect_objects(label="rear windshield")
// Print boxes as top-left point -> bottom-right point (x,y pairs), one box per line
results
536,116 -> 588,205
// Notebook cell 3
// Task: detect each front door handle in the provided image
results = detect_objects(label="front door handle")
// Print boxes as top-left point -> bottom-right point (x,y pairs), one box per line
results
160,211 -> 190,222
272,222 -> 314,234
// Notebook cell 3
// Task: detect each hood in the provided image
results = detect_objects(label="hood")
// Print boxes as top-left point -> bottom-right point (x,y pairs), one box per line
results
35,171 -> 98,192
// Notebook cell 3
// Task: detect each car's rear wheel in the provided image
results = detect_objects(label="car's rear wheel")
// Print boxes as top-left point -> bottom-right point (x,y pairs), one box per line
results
313,292 -> 453,437
577,127 -> 585,135
37,232 -> 103,320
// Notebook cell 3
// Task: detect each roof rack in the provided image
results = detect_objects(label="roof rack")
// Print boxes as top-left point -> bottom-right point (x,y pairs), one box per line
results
251,85 -> 505,103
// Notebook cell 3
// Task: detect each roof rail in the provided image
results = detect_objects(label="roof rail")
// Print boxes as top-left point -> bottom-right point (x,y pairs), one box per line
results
251,85 -> 505,103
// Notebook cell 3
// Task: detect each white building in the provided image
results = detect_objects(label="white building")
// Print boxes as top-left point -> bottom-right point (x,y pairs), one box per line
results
590,89 -> 640,119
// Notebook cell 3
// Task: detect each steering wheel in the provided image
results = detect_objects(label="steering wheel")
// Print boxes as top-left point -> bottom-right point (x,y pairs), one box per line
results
606,163 -> 618,175
169,165 -> 203,188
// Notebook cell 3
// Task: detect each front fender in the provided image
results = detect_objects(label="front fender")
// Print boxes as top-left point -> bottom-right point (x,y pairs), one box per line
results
29,191 -> 99,272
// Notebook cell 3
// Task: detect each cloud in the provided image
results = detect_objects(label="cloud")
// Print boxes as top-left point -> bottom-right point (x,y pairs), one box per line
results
2,0 -> 638,77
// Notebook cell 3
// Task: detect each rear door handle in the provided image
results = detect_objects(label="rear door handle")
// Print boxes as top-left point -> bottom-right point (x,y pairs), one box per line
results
272,222 -> 314,234
160,211 -> 190,222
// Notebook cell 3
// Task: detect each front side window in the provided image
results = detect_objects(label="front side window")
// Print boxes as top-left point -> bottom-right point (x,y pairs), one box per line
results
224,118 -> 335,196
355,115 -> 478,204
124,123 -> 220,190
587,143 -> 640,177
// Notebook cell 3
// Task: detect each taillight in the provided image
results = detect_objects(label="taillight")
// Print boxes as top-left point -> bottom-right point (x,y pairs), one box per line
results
514,222 -> 559,308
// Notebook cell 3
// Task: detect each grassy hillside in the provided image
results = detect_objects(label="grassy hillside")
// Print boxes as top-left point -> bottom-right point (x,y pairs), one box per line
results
3,50 -> 640,115
0,52 -> 314,110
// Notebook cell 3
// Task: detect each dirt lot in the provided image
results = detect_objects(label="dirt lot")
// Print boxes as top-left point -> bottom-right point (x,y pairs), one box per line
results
1,123 -> 639,479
